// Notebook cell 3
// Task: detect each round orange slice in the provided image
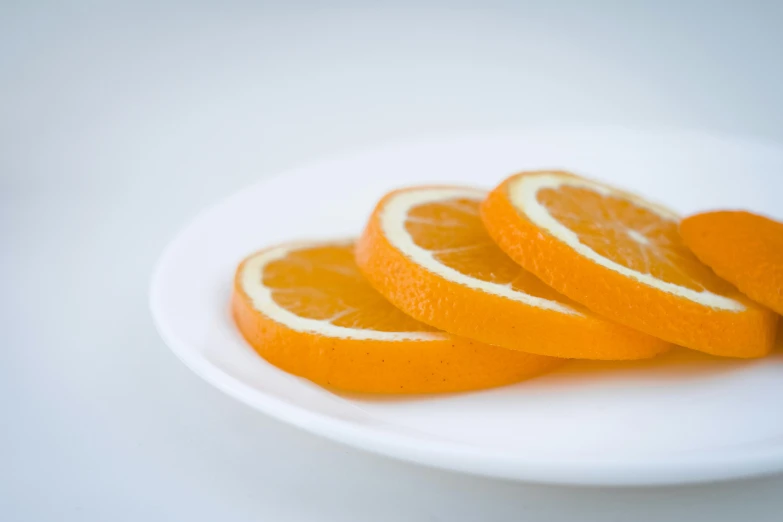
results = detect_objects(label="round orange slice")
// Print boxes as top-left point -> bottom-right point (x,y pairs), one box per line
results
680,210 -> 783,316
481,170 -> 778,358
232,240 -> 563,393
355,186 -> 670,360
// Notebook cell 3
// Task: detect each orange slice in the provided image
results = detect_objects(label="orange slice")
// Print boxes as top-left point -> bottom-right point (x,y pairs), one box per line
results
232,240 -> 563,393
481,170 -> 778,358
680,210 -> 783,316
355,186 -> 670,360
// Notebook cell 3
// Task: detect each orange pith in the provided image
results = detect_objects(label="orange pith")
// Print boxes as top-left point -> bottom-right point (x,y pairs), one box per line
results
355,186 -> 670,360
481,171 -> 778,358
232,241 -> 564,393
680,210 -> 783,316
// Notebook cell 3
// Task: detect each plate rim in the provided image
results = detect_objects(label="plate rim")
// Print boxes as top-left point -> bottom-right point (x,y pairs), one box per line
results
149,126 -> 783,486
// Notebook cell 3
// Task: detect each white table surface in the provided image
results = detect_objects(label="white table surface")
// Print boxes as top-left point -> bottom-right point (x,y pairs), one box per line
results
4,3 -> 783,521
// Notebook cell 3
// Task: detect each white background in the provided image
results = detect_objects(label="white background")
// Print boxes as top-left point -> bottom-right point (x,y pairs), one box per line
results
3,2 -> 783,520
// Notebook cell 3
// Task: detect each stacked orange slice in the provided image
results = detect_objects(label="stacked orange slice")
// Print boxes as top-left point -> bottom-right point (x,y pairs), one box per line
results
680,210 -> 783,316
232,240 -> 564,393
355,186 -> 669,360
481,171 -> 778,358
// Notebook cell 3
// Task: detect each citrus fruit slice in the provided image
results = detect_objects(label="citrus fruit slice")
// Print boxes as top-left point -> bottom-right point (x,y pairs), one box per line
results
481,170 -> 778,358
355,186 -> 670,360
680,210 -> 783,316
232,240 -> 563,393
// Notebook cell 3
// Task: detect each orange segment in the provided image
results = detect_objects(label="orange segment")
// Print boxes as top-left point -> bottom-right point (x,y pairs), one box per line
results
264,245 -> 431,332
680,210 -> 783,315
355,186 -> 670,360
481,170 -> 778,358
232,240 -> 564,393
538,186 -> 734,294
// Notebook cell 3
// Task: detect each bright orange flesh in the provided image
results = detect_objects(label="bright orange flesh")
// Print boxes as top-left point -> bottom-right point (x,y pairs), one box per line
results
680,210 -> 783,316
538,186 -> 734,294
778,321 -> 783,351
232,241 -> 564,393
481,171 -> 778,358
355,187 -> 670,360
263,244 -> 433,333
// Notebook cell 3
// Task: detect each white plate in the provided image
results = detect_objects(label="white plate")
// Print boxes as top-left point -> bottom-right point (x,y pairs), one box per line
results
150,127 -> 783,486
